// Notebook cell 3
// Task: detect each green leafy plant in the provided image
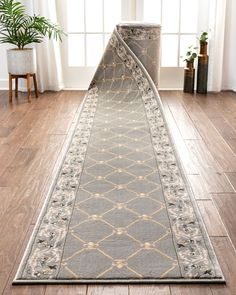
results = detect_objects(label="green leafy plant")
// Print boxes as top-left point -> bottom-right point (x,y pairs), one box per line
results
182,45 -> 198,63
199,31 -> 208,44
0,0 -> 66,49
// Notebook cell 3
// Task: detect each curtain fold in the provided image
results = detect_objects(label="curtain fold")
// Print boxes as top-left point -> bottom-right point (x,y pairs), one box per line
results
207,0 -> 226,92
23,0 -> 64,92
222,0 -> 236,91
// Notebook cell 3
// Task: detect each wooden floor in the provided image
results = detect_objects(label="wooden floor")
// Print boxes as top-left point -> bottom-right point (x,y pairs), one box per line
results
0,90 -> 236,295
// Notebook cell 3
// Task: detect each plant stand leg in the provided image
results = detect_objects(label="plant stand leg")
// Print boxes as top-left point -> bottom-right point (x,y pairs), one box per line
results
33,74 -> 38,98
15,77 -> 18,98
9,74 -> 12,103
26,74 -> 32,103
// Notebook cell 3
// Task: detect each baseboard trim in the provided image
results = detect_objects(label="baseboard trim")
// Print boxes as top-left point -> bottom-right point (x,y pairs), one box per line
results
0,81 -> 235,93
159,88 -> 182,91
63,87 -> 88,91
0,79 -> 9,90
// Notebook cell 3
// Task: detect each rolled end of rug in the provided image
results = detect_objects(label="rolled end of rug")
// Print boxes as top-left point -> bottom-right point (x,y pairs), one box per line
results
116,22 -> 161,88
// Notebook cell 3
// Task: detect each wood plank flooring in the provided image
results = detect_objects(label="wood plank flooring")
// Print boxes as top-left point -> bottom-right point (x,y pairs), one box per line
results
0,90 -> 236,295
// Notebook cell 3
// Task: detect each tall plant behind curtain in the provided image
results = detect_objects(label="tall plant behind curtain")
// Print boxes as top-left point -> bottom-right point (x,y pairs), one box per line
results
207,0 -> 226,92
23,0 -> 64,92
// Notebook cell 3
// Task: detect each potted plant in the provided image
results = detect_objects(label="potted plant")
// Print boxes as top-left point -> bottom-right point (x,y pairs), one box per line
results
197,32 -> 209,94
0,0 -> 65,75
199,31 -> 208,54
183,45 -> 198,66
182,45 -> 198,93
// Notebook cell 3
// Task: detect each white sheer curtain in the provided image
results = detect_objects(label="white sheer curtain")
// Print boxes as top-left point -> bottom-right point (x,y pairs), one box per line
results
222,0 -> 236,91
208,0 -> 226,92
23,0 -> 64,92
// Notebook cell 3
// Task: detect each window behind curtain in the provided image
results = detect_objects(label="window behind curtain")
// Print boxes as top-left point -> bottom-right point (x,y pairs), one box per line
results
139,0 -> 199,67
67,0 -> 122,67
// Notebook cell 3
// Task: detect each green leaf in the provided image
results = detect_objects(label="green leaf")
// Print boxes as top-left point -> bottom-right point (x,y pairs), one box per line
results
182,44 -> 198,63
0,0 -> 66,48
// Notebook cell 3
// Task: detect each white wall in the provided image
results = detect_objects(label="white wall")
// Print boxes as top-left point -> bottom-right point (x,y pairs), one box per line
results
222,0 -> 236,91
0,44 -> 11,89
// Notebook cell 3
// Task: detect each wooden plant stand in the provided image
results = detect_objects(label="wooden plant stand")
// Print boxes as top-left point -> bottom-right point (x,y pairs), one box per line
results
9,73 -> 38,103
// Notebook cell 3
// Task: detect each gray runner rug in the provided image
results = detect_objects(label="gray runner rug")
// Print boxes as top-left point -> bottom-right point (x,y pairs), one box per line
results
14,23 -> 224,284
